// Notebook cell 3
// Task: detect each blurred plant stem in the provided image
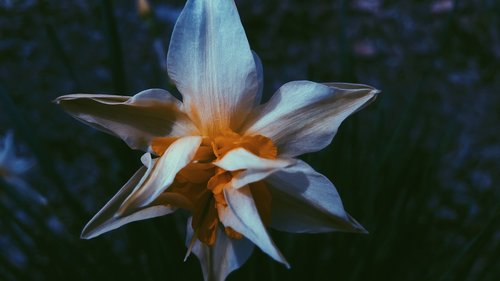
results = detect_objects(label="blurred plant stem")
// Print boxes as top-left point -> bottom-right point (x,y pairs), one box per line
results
137,0 -> 174,93
337,0 -> 356,82
37,0 -> 82,92
438,205 -> 500,281
101,0 -> 128,95
44,23 -> 82,91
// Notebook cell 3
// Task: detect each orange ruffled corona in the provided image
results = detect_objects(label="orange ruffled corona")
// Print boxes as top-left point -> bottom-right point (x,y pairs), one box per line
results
151,132 -> 276,245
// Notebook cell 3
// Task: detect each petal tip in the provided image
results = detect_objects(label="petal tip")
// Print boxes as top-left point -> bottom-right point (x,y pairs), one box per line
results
369,88 -> 381,99
80,228 -> 96,240
348,214 -> 369,234
53,94 -> 72,104
355,225 -> 369,235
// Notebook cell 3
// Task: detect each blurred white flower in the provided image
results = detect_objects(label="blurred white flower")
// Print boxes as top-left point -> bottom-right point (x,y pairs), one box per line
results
56,0 -> 379,280
0,131 -> 33,186
0,131 -> 44,204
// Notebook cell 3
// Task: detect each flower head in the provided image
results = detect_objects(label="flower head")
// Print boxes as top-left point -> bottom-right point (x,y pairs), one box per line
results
56,0 -> 379,280
0,131 -> 34,187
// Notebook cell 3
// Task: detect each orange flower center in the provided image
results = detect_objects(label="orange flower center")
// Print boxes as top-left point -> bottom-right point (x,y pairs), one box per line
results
151,132 -> 276,246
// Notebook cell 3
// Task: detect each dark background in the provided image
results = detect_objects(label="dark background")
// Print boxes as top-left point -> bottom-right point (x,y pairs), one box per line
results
1,0 -> 499,280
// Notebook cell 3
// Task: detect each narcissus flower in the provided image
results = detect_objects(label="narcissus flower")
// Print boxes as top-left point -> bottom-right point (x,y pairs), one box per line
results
56,0 -> 379,280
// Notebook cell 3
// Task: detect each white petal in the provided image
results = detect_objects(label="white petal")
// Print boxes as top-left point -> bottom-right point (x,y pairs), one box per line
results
55,89 -> 198,151
167,0 -> 259,135
81,166 -> 175,239
252,51 -> 264,107
242,81 -> 379,157
117,136 -> 202,214
219,185 -> 290,267
214,148 -> 294,189
185,217 -> 254,281
266,160 -> 367,233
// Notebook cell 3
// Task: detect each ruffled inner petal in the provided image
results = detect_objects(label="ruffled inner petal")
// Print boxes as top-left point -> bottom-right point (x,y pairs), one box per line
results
152,132 -> 279,246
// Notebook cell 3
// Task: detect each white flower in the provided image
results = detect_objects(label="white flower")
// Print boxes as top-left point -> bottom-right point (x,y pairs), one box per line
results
56,0 -> 379,280
0,131 -> 43,204
0,131 -> 34,186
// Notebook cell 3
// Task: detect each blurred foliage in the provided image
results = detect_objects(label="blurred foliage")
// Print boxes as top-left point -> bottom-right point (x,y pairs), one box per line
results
0,0 -> 499,280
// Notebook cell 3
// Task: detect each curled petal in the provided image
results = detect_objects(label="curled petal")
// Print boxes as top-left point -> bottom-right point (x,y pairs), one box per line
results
266,160 -> 367,233
242,81 -> 379,157
167,0 -> 259,135
214,148 -> 294,189
118,136 -> 202,214
55,89 -> 198,151
185,217 -> 254,281
219,185 -> 290,267
81,166 -> 175,239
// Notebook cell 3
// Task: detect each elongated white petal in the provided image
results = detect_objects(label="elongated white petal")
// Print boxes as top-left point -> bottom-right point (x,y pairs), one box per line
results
185,217 -> 254,281
55,89 -> 198,151
81,167 -> 175,239
214,148 -> 294,189
117,136 -> 202,214
252,51 -> 264,107
266,160 -> 367,233
242,81 -> 379,157
219,185 -> 290,267
167,0 -> 259,135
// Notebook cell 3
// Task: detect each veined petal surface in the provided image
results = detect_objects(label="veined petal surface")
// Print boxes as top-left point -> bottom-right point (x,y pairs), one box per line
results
266,160 -> 367,233
242,81 -> 379,157
167,0 -> 259,135
185,217 -> 254,281
55,89 -> 197,151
